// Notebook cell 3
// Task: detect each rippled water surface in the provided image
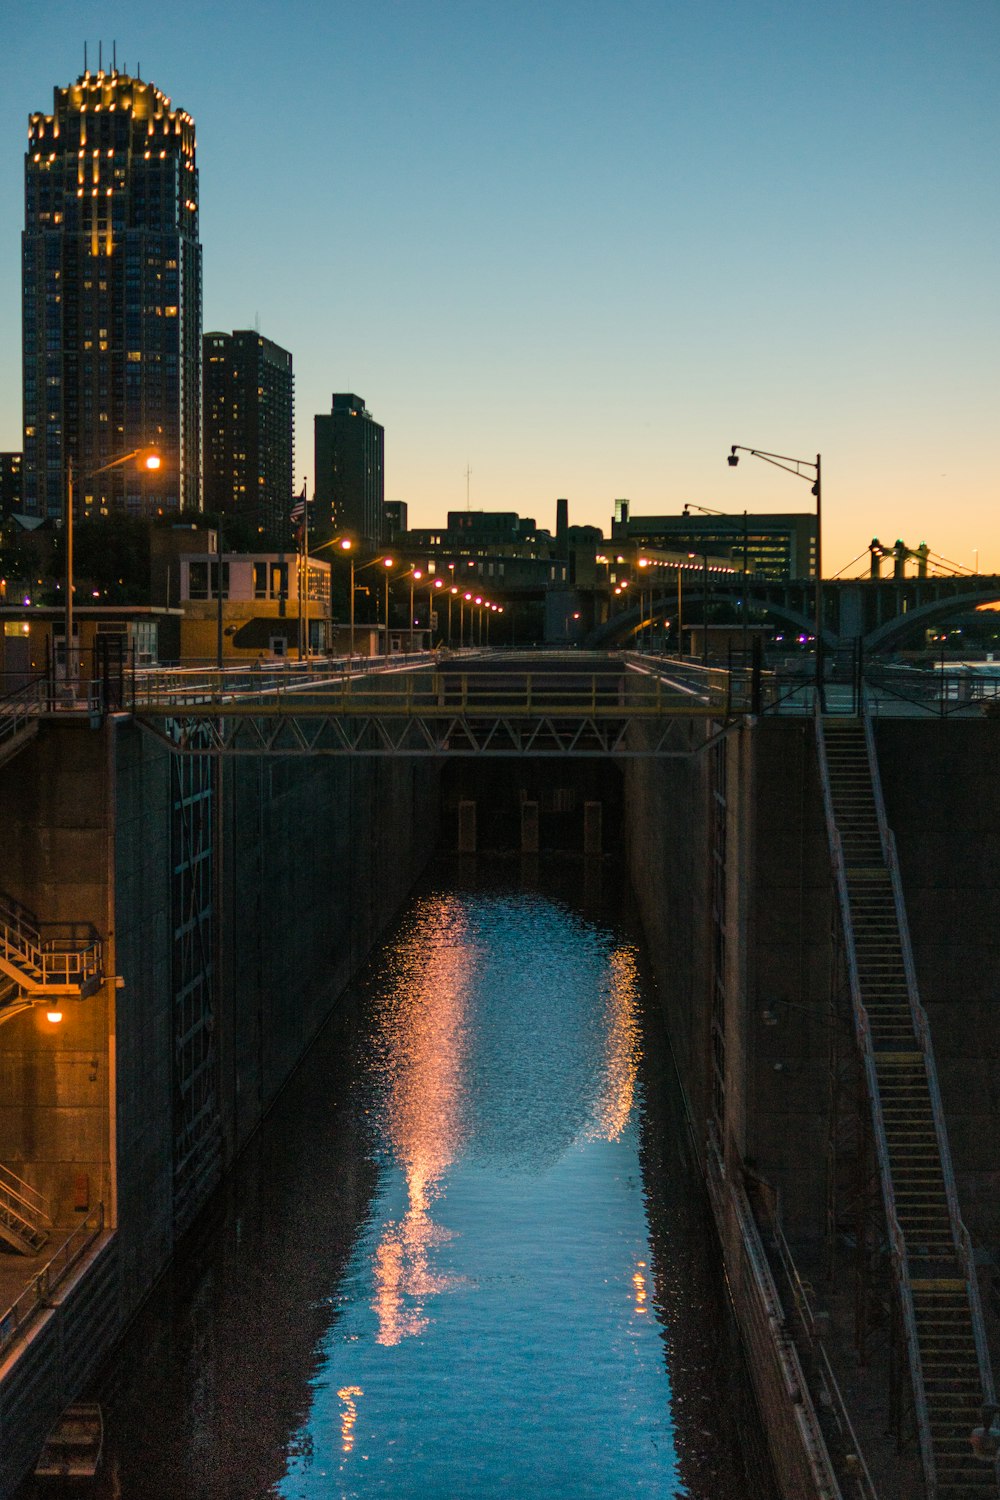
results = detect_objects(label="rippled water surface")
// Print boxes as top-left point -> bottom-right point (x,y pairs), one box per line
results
73,860 -> 773,1499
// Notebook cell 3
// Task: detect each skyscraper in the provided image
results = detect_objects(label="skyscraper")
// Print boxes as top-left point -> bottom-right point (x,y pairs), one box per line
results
314,394 -> 384,547
203,331 -> 294,542
22,67 -> 202,519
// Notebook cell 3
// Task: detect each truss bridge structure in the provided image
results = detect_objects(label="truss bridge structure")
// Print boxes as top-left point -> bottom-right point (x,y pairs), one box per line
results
133,658 -> 751,759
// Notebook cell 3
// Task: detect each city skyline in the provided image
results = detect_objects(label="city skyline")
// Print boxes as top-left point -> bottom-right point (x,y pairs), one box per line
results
0,1 -> 997,573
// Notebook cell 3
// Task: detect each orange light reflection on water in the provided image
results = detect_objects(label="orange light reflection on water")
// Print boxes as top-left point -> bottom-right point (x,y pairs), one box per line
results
337,1386 -> 363,1453
372,898 -> 472,1346
589,945 -> 640,1142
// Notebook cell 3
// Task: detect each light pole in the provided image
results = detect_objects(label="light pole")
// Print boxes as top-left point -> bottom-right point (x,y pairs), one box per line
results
728,445 -> 822,696
683,502 -> 750,665
308,534 -> 353,656
65,447 -> 160,691
448,586 -> 458,645
383,558 -> 395,655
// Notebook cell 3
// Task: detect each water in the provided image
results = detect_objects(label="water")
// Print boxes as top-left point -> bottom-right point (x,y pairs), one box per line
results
73,860 -> 774,1498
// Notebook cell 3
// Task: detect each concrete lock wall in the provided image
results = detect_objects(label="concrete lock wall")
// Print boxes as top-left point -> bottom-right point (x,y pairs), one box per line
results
619,707 -> 837,1214
0,718 -> 440,1497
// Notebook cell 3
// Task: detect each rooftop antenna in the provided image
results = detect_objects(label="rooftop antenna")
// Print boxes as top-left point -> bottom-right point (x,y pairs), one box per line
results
98,40 -> 103,73
113,40 -> 117,73
465,463 -> 471,511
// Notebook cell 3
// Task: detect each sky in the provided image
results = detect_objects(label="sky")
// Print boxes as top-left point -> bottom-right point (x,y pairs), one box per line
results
0,0 -> 997,574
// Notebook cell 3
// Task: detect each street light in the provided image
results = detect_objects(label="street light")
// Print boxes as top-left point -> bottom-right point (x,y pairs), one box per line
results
65,447 -> 160,691
382,557 -> 395,655
309,534 -> 353,655
683,502 -> 750,665
728,444 -> 822,696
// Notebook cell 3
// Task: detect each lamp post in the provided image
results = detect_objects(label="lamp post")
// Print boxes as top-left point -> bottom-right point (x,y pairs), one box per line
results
683,502 -> 750,665
380,557 -> 397,655
65,447 -> 160,692
309,534 -> 353,656
449,586 -> 458,645
728,445 -> 822,696
409,569 -> 419,654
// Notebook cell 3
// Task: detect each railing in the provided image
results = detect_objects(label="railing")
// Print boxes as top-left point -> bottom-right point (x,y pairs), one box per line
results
0,1164 -> 50,1229
0,893 -> 103,993
866,661 -> 1000,717
132,664 -> 734,718
0,676 -> 45,748
863,701 -> 999,1433
763,1204 -> 880,1499
814,707 -> 938,1496
706,1129 -> 844,1499
0,1204 -> 106,1357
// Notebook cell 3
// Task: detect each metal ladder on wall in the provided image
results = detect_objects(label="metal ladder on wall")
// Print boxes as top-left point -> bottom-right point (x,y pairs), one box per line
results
0,1164 -> 50,1256
816,710 -> 999,1498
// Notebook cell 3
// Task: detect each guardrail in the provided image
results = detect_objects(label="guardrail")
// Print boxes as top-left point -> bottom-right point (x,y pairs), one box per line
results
763,1203 -> 880,1499
706,1129 -> 844,1499
0,1204 -> 105,1358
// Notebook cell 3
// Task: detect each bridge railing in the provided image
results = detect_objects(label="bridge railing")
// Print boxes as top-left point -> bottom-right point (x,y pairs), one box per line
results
865,661 -> 1000,717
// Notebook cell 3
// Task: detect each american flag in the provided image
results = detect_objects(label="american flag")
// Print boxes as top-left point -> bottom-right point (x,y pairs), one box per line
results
290,494 -> 308,524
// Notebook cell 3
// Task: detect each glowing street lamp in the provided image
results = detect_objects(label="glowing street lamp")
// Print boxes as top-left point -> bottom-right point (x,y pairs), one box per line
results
65,447 -> 159,691
309,533 -> 353,656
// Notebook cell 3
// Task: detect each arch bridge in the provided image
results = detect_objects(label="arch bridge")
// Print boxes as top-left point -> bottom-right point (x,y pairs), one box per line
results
586,574 -> 1000,652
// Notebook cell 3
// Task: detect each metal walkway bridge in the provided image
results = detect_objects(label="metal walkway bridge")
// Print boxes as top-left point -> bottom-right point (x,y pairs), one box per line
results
5,650 -> 1000,761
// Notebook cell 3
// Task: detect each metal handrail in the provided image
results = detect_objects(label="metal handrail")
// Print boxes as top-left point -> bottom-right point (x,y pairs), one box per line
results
766,1212 -> 880,1499
0,1163 -> 50,1225
814,706 -> 937,1497
706,1130 -> 844,1498
0,894 -> 102,989
862,702 -> 999,1427
0,1204 -> 105,1357
0,677 -> 45,743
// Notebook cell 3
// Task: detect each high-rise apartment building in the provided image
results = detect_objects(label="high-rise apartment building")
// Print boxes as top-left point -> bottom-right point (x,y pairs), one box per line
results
22,68 -> 202,519
314,394 -> 384,547
0,453 -> 23,517
203,331 -> 294,542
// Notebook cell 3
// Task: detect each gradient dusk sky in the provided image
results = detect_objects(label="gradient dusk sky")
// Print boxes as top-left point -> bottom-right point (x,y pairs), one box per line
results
0,1 -> 996,573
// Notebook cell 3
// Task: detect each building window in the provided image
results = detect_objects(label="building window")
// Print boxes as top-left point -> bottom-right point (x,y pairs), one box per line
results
188,561 -> 208,599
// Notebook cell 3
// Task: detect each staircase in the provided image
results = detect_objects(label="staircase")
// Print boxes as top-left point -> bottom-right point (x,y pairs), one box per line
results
817,714 -> 999,1499
0,1165 -> 50,1256
0,893 -> 102,1001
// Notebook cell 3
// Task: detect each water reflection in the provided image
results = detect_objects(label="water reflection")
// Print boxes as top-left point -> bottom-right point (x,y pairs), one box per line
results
371,896 -> 471,1346
72,860 -> 772,1500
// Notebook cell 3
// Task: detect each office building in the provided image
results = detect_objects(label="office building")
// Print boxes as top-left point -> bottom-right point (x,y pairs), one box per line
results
314,394 -> 384,547
203,331 -> 293,542
22,67 -> 202,519
612,507 -> 817,580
